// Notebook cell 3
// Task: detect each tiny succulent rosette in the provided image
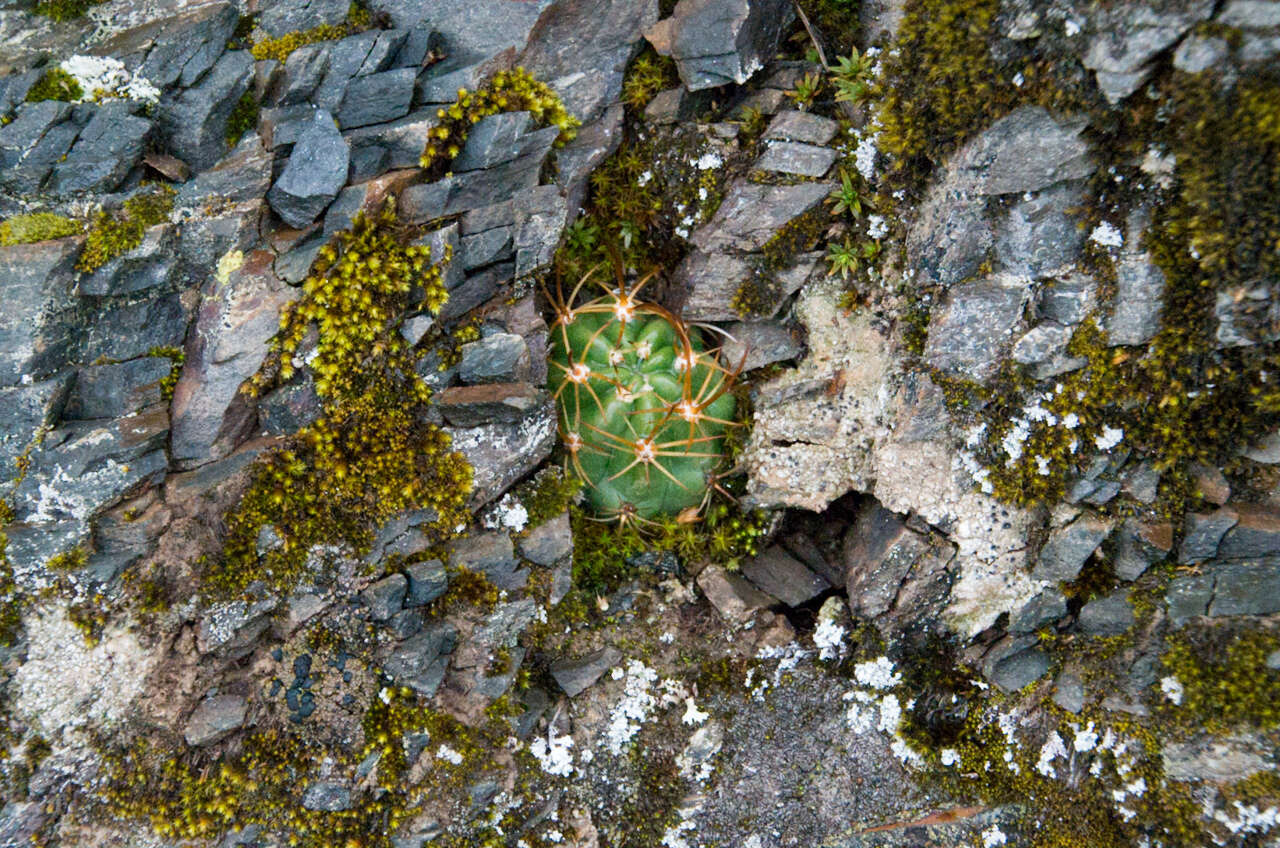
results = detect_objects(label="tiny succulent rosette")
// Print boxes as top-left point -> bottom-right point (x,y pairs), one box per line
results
548,268 -> 740,523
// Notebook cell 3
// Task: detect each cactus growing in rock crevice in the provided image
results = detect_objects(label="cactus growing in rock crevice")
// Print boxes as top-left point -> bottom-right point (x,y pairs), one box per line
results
547,265 -> 741,524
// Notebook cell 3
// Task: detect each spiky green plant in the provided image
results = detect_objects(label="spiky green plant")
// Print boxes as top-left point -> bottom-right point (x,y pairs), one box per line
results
547,265 -> 741,524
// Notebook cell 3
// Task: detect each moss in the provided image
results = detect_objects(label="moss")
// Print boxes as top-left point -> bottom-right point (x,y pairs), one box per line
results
249,4 -> 371,62
208,203 -> 471,600
31,0 -> 102,22
621,48 -> 679,111
225,90 -> 259,147
44,545 -> 88,572
101,682 -> 520,847
795,0 -> 861,57
515,466 -> 582,531
569,500 -> 769,596
1160,627 -> 1280,732
24,66 -> 82,102
0,212 -> 81,245
147,345 -> 185,402
419,67 -> 579,176
77,185 -> 175,273
761,205 -> 827,271
730,268 -> 782,319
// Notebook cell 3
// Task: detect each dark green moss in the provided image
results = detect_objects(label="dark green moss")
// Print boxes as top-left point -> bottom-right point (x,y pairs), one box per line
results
24,66 -> 82,102
225,90 -> 260,147
1160,627 -> 1280,732
77,185 -> 175,273
31,0 -> 102,22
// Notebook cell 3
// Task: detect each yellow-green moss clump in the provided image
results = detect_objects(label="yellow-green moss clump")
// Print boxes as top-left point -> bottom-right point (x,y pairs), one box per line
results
418,67 -> 579,174
1161,628 -> 1280,732
515,466 -> 582,531
76,185 -> 175,273
621,48 -> 679,111
103,686 -> 511,848
248,3 -> 371,62
207,203 -> 471,599
24,66 -> 83,102
0,211 -> 81,245
147,345 -> 185,401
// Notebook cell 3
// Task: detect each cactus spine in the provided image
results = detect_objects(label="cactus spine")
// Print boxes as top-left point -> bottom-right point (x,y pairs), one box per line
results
547,266 -> 740,522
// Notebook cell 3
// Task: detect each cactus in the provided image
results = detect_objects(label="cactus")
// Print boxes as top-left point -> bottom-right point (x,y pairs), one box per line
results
547,265 -> 741,523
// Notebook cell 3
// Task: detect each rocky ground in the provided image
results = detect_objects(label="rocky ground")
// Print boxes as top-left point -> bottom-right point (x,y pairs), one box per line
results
0,0 -> 1277,845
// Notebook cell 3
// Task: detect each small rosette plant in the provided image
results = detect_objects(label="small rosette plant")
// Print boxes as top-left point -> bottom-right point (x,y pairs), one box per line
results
547,266 -> 741,523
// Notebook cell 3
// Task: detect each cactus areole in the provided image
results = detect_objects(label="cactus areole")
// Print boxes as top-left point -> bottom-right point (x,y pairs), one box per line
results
548,270 -> 739,522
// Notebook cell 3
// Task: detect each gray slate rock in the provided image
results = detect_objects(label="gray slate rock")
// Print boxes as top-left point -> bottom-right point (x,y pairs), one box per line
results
405,559 -> 448,606
517,511 -> 572,566
1208,560 -> 1280,618
448,531 -> 522,590
258,375 -> 323,435
383,623 -> 457,697
313,31 -> 383,113
519,0 -> 659,122
742,546 -> 831,608
361,574 -> 408,621
371,0 -> 554,54
0,101 -> 72,172
645,0 -> 795,90
399,128 -> 560,221
77,224 -> 176,297
1037,273 -> 1098,325
158,50 -> 254,172
1113,518 -> 1173,581
1083,0 -> 1215,102
763,110 -> 838,145
132,1 -> 239,89
79,291 -> 191,365
452,111 -> 534,171
267,110 -> 350,228
1052,671 -> 1086,713
690,181 -> 830,253
65,357 -> 170,420
301,781 -> 352,812
458,333 -> 531,385
266,44 -> 331,107
446,400 -> 556,508
1077,591 -> 1135,636
0,375 -> 72,478
184,694 -> 248,746
755,141 -> 836,177
170,250 -> 300,468
436,383 -> 546,427
46,104 -> 150,195
841,505 -> 953,630
551,646 -> 623,697
984,636 -> 1050,692
1033,514 -> 1114,582
950,106 -> 1094,196
1106,247 -> 1166,347
697,564 -> 778,623
1179,507 -> 1239,564
258,0 -> 349,37
1165,571 -> 1216,627
719,321 -> 803,371
1217,505 -> 1280,560
1009,587 -> 1067,632
177,132 -> 273,206
924,279 -> 1028,382
11,411 -> 168,528
337,67 -> 417,129
994,181 -> 1086,278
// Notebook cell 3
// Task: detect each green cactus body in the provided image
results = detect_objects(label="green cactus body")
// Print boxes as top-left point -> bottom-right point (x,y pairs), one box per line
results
548,275 -> 738,521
